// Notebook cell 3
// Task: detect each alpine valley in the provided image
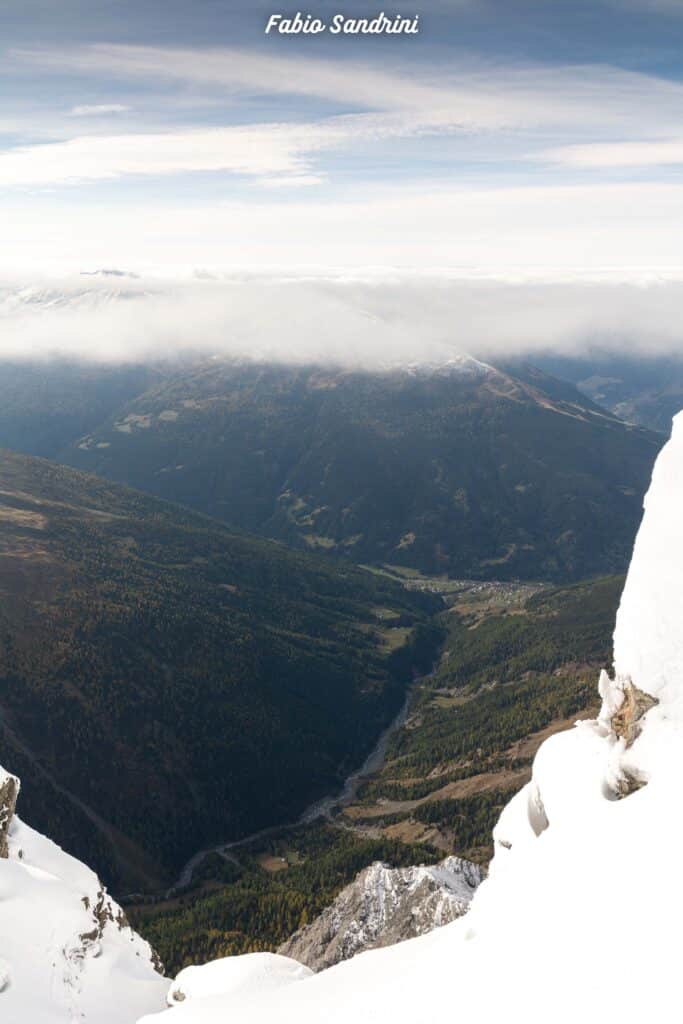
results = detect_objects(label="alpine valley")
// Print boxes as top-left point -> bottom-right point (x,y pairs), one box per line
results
2,384 -> 682,1024
0,341 -> 677,1023
0,448 -> 439,891
2,0 -> 683,1014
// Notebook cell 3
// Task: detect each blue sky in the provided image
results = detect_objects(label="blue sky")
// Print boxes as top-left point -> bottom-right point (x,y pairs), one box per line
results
3,0 -> 683,272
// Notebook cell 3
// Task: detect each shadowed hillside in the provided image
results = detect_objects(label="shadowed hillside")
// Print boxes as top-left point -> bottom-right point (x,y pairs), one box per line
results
62,359 -> 660,581
0,450 -> 439,892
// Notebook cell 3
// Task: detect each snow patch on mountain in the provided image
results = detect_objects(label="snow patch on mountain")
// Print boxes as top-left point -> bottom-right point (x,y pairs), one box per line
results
278,856 -> 482,971
402,355 -> 494,378
138,415 -> 683,1024
0,766 -> 167,1023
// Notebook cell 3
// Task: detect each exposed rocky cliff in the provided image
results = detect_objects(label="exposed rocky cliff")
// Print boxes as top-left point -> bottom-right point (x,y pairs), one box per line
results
278,856 -> 482,971
0,768 -> 18,858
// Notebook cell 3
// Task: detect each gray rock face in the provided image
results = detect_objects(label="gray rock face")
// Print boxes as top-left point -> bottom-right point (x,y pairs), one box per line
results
0,770 -> 19,858
279,856 -> 483,972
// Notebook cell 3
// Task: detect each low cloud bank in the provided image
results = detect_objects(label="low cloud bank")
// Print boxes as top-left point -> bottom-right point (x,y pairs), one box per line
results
1,273 -> 682,368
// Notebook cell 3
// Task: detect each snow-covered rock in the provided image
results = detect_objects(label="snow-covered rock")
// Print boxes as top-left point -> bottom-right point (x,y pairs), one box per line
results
278,856 -> 482,971
163,954 -> 311,1011
138,414 -> 683,1024
0,766 -> 167,1023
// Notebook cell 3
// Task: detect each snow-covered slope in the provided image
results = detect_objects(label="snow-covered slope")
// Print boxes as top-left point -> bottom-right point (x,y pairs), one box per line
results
279,856 -> 482,971
165,954 -> 312,1009
0,766 -> 167,1023
139,414 -> 683,1024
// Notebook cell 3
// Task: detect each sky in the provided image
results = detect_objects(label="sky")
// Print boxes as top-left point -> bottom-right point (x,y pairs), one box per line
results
3,0 -> 683,360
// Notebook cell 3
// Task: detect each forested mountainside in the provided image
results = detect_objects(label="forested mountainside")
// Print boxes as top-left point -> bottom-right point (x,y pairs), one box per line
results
344,574 -> 620,857
130,574 -> 620,975
534,352 -> 683,435
0,360 -> 162,458
56,358 -> 660,581
0,450 -> 439,892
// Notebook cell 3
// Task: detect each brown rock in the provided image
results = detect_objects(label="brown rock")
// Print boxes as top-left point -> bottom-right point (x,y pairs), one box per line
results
611,681 -> 659,747
0,772 -> 19,858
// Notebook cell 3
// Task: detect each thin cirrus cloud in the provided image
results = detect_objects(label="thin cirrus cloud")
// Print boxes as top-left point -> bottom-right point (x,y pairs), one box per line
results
2,42 -> 683,278
0,113 -> 432,187
18,44 -> 455,114
5,48 -> 683,189
69,103 -> 131,116
541,139 -> 683,168
16,44 -> 683,131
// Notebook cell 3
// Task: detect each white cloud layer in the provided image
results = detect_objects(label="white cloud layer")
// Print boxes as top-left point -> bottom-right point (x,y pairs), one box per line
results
2,273 -> 683,368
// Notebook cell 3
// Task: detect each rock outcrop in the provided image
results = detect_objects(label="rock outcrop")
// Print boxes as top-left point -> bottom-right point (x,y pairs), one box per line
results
278,856 -> 482,972
0,768 -> 19,858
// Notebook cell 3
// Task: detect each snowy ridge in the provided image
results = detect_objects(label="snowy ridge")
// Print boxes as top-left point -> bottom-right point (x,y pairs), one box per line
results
0,769 -> 166,1023
0,282 -> 148,313
278,856 -> 482,971
138,416 -> 683,1024
401,354 -> 494,378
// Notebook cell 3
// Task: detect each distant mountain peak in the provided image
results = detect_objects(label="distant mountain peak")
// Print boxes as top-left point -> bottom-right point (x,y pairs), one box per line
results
80,269 -> 141,279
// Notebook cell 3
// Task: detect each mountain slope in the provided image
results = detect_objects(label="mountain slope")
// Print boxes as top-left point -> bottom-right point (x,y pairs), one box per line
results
0,450 -> 438,891
0,764 -> 166,1023
0,360 -> 160,458
136,415 -> 683,1024
63,358 -> 660,581
534,352 -> 683,434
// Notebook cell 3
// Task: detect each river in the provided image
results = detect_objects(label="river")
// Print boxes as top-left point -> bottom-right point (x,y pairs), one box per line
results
167,692 -> 412,896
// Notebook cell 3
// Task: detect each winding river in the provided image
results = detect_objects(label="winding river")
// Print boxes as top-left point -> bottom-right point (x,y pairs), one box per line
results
167,692 -> 412,896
